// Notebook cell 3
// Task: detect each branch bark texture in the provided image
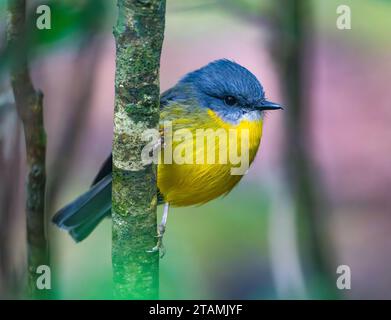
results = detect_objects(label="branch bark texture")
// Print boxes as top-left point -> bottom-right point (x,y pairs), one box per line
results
112,0 -> 166,299
7,0 -> 49,299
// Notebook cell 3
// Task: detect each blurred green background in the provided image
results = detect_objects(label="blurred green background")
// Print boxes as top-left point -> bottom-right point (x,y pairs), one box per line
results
1,0 -> 391,299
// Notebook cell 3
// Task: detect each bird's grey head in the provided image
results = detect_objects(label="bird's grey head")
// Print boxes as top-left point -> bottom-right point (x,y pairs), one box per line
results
178,59 -> 281,123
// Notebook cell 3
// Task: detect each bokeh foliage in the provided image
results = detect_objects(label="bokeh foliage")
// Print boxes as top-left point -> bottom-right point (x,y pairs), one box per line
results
0,0 -> 113,71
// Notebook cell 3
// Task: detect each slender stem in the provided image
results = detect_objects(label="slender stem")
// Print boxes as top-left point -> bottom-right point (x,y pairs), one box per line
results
7,0 -> 49,299
270,0 -> 338,298
112,0 -> 166,299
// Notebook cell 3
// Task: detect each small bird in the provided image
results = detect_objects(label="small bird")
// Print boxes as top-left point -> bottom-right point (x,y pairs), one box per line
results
53,59 -> 282,255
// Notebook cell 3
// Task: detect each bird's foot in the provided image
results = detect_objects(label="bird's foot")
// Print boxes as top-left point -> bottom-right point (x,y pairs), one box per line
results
147,224 -> 166,258
148,135 -> 164,161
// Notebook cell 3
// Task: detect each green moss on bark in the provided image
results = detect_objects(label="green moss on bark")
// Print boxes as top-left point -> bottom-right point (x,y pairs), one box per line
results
112,0 -> 166,299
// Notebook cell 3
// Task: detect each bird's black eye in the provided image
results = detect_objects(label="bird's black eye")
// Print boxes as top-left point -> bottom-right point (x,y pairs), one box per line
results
224,96 -> 237,106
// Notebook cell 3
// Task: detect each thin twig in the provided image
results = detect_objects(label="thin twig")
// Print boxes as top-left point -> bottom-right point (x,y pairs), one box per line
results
269,0 -> 338,298
7,0 -> 49,299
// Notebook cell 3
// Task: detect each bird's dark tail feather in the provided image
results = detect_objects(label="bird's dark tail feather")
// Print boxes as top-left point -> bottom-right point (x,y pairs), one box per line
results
52,174 -> 112,242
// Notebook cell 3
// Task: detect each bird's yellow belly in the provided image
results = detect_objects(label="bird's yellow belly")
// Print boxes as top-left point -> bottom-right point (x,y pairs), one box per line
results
157,111 -> 263,207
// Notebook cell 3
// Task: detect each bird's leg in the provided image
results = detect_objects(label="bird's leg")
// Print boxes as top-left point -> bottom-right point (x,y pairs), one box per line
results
148,134 -> 163,163
147,202 -> 169,258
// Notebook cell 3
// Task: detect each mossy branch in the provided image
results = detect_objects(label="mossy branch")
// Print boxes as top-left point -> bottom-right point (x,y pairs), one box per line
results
112,0 -> 166,299
7,0 -> 49,299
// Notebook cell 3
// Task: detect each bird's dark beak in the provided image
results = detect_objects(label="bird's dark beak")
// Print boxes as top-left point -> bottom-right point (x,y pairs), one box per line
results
257,100 -> 283,111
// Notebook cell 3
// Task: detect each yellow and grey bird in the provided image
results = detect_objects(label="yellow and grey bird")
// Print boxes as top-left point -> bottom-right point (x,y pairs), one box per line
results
53,59 -> 282,251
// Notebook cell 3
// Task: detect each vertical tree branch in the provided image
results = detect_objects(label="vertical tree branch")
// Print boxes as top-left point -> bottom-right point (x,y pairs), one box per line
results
7,0 -> 49,298
270,0 -> 338,298
112,0 -> 166,299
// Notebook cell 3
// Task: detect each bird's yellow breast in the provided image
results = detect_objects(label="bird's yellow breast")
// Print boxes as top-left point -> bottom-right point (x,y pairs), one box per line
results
157,108 -> 263,206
